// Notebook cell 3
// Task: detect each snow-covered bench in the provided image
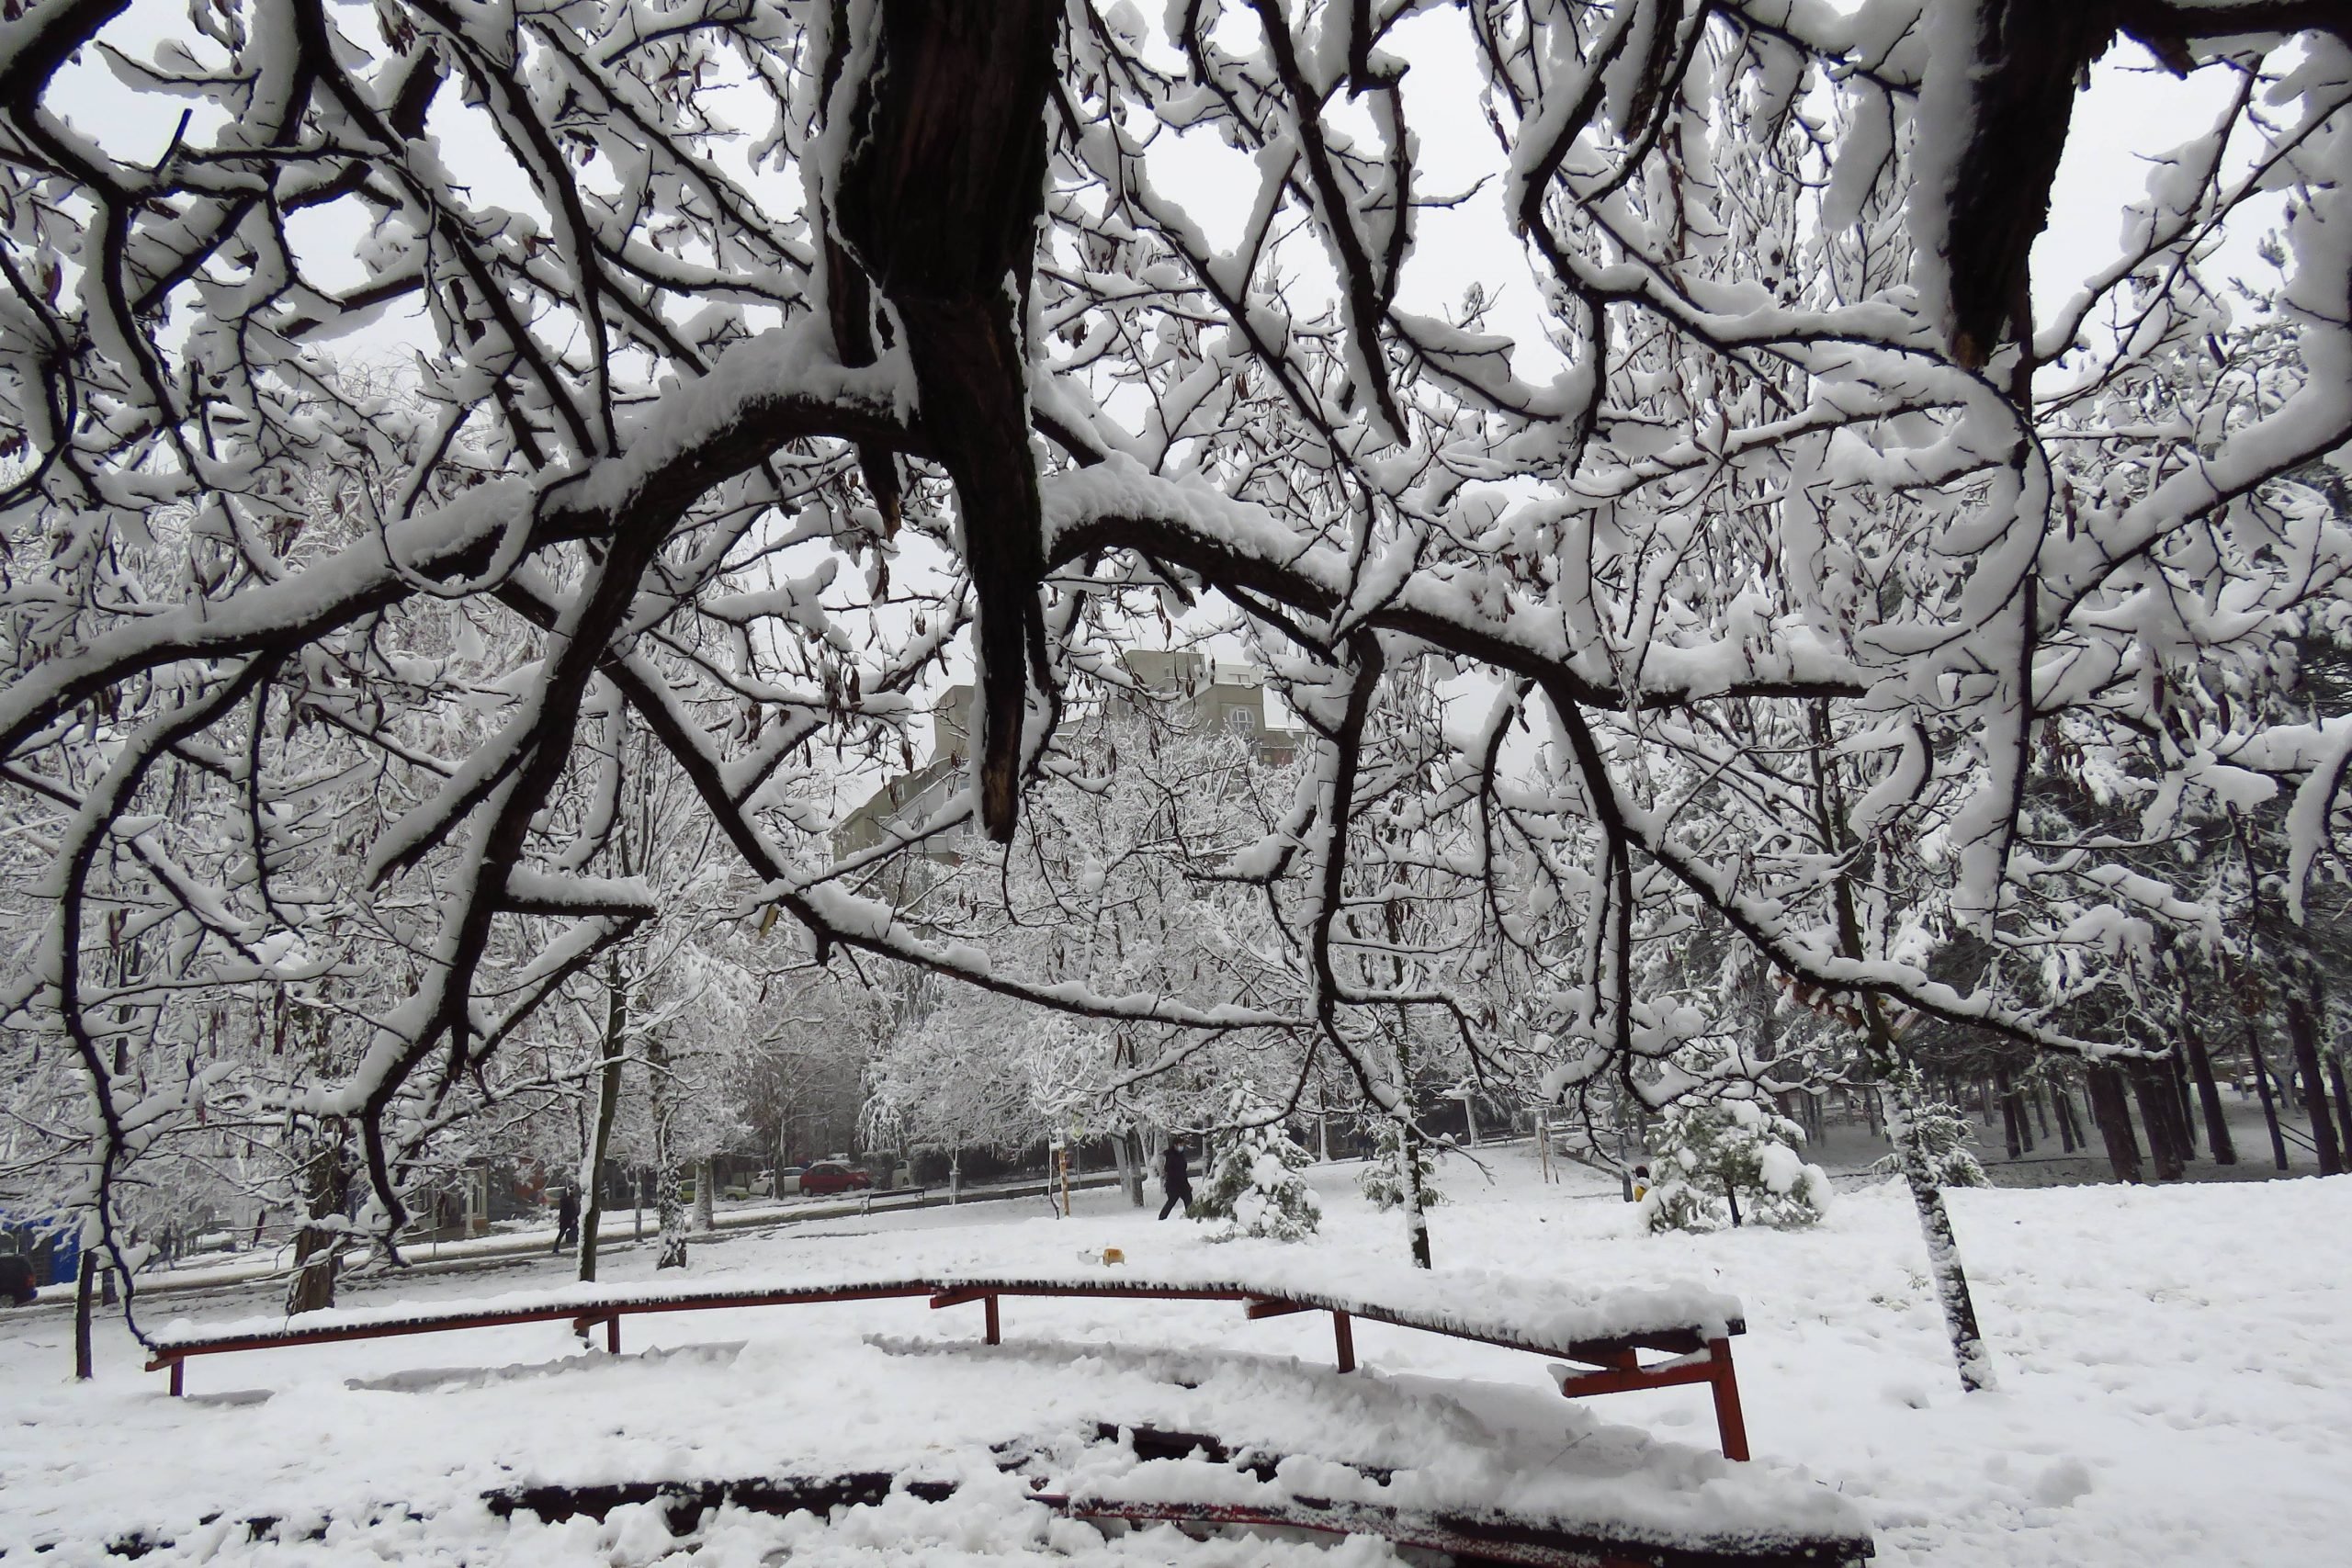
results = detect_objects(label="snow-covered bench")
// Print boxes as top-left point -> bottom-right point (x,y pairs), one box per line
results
146,1258 -> 1755,1458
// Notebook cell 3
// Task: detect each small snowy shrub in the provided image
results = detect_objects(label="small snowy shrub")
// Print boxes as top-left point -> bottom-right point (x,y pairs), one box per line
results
1877,1073 -> 1989,1189
1195,1099 -> 1320,1241
1640,1099 -> 1832,1234
1357,1118 -> 1445,1212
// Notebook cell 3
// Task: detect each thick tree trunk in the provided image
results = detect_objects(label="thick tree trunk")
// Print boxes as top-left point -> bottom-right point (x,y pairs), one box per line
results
1114,1130 -> 1145,1207
1998,1073 -> 2025,1160
2331,1050 -> 2352,1160
2085,1066 -> 2144,1185
577,957 -> 628,1283
1934,0 -> 2121,367
2056,1086 -> 2087,1153
286,1131 -> 350,1315
2047,1084 -> 2076,1153
1885,1073 -> 1993,1392
656,1172 -> 688,1269
2181,1003 -> 2235,1164
2129,1061 -> 2187,1181
1396,1116 -> 1433,1269
2284,987 -> 2345,1175
74,1247 -> 96,1380
2247,1029 -> 2291,1170
2168,1052 -> 2198,1156
646,1032 -> 688,1269
694,1158 -> 716,1233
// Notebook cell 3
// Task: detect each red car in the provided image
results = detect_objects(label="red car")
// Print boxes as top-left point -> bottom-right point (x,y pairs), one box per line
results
797,1161 -> 873,1197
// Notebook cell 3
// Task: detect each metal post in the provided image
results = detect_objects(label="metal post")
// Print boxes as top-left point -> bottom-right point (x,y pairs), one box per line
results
1706,1338 -> 1749,1461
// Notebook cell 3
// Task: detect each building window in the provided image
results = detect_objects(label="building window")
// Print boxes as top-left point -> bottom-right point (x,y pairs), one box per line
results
1226,706 -> 1257,735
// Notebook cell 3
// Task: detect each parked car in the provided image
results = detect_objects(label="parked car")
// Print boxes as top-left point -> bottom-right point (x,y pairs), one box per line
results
0,1254 -> 37,1307
797,1160 -> 872,1198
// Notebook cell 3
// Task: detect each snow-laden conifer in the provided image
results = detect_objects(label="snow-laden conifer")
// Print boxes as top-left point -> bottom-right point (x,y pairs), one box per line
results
1359,1119 -> 1446,1215
1194,1095 -> 1320,1243
1640,1100 -> 1833,1234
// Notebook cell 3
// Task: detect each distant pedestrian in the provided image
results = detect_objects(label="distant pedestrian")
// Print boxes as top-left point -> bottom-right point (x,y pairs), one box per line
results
554,1186 -> 581,1253
1158,1143 -> 1193,1221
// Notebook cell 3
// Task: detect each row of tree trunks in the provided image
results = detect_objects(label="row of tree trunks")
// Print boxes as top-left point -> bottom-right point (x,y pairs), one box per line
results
2245,1021 -> 2293,1171
2085,1066 -> 2144,1185
1997,1074 -> 2032,1160
2282,984 -> 2346,1176
2129,1060 -> 2190,1182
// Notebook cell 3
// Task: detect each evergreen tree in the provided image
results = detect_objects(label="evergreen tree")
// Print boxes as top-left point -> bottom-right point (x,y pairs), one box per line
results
1194,1097 -> 1320,1242
1358,1119 -> 1446,1214
1640,1100 -> 1832,1234
1872,1072 -> 1991,1190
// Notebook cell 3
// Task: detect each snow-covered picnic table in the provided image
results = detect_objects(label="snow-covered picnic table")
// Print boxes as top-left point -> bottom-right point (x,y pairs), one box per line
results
144,1253 -> 1876,1563
151,1253 -> 1754,1454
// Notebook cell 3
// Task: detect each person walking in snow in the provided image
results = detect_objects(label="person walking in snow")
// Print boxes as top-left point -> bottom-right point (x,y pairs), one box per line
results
554,1186 -> 580,1253
1158,1142 -> 1194,1221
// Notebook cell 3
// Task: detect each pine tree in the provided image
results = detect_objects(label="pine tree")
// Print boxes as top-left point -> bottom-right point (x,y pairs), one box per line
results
1194,1098 -> 1320,1242
1640,1099 -> 1833,1234
1872,1076 -> 1990,1190
1358,1119 -> 1445,1213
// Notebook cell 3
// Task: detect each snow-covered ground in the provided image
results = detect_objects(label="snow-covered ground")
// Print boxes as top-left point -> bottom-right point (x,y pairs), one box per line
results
2,1151 -> 2345,1565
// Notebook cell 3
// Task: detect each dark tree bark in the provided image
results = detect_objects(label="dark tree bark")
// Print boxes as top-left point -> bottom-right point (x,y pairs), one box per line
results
286,1129 -> 350,1315
2129,1060 -> 2187,1181
2168,1052 -> 2197,1156
2248,1028 -> 2291,1171
831,0 -> 1061,841
2056,1086 -> 2087,1153
1934,1 -> 2125,366
2085,1066 -> 2144,1184
2283,985 -> 2345,1175
2182,1003 -> 2235,1163
577,955 -> 628,1283
74,1247 -> 96,1381
2331,1050 -> 2352,1160
1999,1068 -> 2033,1156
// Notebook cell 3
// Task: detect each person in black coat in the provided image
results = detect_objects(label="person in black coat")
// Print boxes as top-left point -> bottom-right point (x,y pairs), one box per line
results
1158,1143 -> 1193,1221
554,1186 -> 581,1253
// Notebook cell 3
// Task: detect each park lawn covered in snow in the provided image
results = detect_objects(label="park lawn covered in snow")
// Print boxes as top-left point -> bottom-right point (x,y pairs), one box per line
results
0,1149 -> 2345,1565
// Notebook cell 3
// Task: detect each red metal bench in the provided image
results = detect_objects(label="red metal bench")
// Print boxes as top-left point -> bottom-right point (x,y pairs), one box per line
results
145,1266 -> 1752,1459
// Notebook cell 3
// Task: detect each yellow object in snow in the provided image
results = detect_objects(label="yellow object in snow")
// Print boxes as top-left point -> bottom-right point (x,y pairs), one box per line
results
1102,1247 -> 1125,1265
